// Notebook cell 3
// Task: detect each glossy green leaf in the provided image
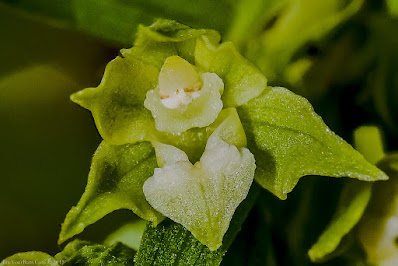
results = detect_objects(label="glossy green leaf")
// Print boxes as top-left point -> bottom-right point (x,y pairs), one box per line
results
237,87 -> 388,199
1,251 -> 57,266
55,239 -> 135,265
308,180 -> 372,262
195,36 -> 267,107
58,141 -> 163,245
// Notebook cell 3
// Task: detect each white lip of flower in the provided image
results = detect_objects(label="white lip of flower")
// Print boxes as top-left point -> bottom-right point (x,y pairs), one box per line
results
143,133 -> 256,251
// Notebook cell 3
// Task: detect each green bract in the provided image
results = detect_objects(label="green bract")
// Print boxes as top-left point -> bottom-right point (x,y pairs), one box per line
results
237,87 -> 388,200
58,141 -> 163,245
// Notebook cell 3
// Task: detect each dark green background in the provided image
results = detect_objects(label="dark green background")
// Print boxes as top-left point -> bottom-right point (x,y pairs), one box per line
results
0,6 -> 116,258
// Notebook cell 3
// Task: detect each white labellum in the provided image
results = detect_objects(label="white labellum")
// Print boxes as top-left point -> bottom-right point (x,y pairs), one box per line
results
143,133 -> 256,251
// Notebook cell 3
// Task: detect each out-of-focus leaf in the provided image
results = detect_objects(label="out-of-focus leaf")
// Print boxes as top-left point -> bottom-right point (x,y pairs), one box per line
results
308,180 -> 372,262
58,141 -> 163,245
225,0 -> 288,49
358,153 -> 398,266
387,0 -> 398,16
237,87 -> 387,199
104,219 -> 147,251
354,126 -> 386,165
244,0 -> 363,93
1,252 -> 57,266
0,0 -> 233,46
366,17 -> 398,133
55,239 -> 135,265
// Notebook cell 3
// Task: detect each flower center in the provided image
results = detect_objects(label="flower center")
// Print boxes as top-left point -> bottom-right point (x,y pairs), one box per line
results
157,56 -> 202,111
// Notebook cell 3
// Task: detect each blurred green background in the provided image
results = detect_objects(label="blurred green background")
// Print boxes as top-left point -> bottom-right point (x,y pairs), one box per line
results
0,6 -> 116,258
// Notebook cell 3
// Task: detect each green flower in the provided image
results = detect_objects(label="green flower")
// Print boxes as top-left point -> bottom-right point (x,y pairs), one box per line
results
63,20 -> 387,256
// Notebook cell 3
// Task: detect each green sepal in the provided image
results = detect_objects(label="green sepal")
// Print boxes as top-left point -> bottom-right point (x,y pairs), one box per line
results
195,36 -> 267,107
58,141 -> 163,245
130,19 -> 221,68
70,55 -> 159,145
237,87 -> 388,199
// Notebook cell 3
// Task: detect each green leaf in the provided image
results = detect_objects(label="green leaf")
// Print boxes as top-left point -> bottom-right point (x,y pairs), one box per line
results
1,251 -> 57,266
308,180 -> 372,262
135,184 -> 261,265
104,219 -> 147,251
366,17 -> 398,133
0,0 -> 233,46
195,36 -> 267,107
244,0 -> 364,88
58,141 -> 163,245
237,87 -> 388,199
55,239 -> 135,265
353,126 -> 385,165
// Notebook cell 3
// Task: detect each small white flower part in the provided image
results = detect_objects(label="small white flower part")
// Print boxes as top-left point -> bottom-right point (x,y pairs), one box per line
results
160,88 -> 201,111
143,132 -> 256,251
144,56 -> 224,133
